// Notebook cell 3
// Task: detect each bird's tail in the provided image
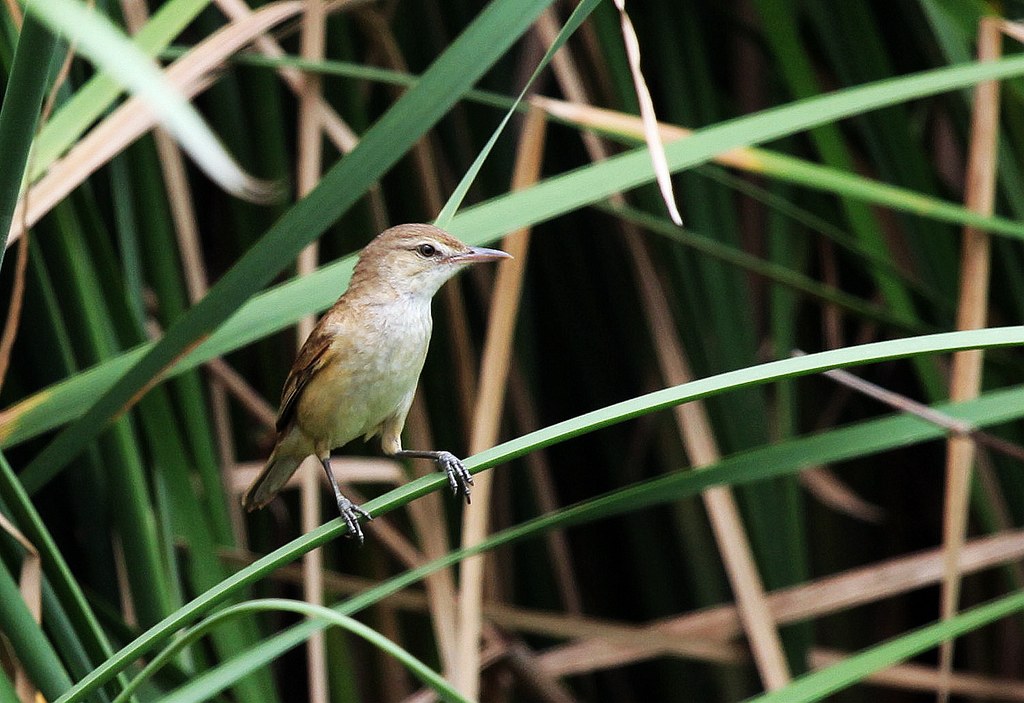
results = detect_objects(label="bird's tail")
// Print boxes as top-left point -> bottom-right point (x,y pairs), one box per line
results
241,448 -> 304,511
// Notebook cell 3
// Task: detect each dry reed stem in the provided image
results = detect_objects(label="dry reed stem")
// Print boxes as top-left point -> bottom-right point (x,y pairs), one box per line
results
537,528 -> 1024,675
374,550 -> 413,701
803,351 -> 1024,465
454,107 -> 547,699
799,466 -> 884,523
203,358 -> 277,430
402,393 -> 460,672
5,1 -> 304,248
500,642 -> 579,703
623,234 -> 791,689
294,1 -> 328,700
0,198 -> 28,395
938,17 -> 1004,700
3,0 -> 19,28
528,95 -> 753,169
535,8 -> 790,691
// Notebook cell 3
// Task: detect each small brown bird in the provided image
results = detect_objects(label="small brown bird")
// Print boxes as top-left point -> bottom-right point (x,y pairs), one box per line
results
241,223 -> 510,542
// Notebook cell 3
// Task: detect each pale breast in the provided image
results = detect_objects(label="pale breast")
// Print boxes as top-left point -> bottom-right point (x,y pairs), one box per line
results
295,295 -> 432,451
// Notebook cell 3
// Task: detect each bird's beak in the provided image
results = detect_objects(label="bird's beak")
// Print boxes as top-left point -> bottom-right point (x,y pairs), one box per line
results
451,246 -> 513,264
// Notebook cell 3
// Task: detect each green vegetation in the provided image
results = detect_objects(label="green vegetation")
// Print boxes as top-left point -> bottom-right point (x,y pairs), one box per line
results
2,1 -> 1024,701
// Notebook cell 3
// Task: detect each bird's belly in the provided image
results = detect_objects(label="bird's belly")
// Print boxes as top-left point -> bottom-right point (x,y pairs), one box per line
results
295,317 -> 428,451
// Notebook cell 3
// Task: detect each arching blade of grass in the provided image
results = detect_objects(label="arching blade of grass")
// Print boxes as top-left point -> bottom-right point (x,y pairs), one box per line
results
30,0 -> 212,179
112,599 -> 470,703
16,0 -> 557,494
26,0 -> 272,201
113,377 -> 1024,700
745,588 -> 1024,702
51,327 -> 1024,702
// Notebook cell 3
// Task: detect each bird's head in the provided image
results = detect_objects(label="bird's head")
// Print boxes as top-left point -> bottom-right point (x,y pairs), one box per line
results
351,223 -> 511,299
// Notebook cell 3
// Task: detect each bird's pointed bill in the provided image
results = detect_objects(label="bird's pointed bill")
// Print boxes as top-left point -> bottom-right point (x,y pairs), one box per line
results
452,246 -> 512,263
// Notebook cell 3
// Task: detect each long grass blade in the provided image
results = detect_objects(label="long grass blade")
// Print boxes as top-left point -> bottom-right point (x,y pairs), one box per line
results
0,9 -> 58,267
24,0 -> 275,201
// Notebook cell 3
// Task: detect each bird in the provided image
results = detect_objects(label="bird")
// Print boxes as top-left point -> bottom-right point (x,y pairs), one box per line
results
241,223 -> 511,542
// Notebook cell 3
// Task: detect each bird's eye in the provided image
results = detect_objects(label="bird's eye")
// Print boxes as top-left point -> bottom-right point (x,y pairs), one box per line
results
416,243 -> 437,258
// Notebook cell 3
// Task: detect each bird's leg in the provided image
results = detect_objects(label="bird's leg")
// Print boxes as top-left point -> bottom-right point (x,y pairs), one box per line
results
394,450 -> 473,504
320,456 -> 372,543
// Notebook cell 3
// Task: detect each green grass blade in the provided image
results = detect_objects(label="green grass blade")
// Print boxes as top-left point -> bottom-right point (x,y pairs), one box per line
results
0,556 -> 73,699
114,600 -> 469,703
0,8 -> 59,267
31,0 -> 211,179
25,0 -> 268,200
746,590 -> 1024,702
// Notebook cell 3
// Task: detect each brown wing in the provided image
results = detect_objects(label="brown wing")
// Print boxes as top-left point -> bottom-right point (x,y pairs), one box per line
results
276,322 -> 335,434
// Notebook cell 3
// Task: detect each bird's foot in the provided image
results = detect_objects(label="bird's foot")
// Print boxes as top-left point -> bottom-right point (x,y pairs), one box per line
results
336,496 -> 373,544
436,451 -> 473,504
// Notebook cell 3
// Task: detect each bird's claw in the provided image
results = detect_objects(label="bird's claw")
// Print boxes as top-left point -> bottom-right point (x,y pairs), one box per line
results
436,451 -> 473,504
336,496 -> 373,544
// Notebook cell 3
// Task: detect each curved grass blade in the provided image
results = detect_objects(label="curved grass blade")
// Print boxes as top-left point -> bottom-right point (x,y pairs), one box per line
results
745,589 -> 1024,702
31,0 -> 212,179
52,327 -> 1024,702
112,600 -> 469,703
25,0 -> 273,201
